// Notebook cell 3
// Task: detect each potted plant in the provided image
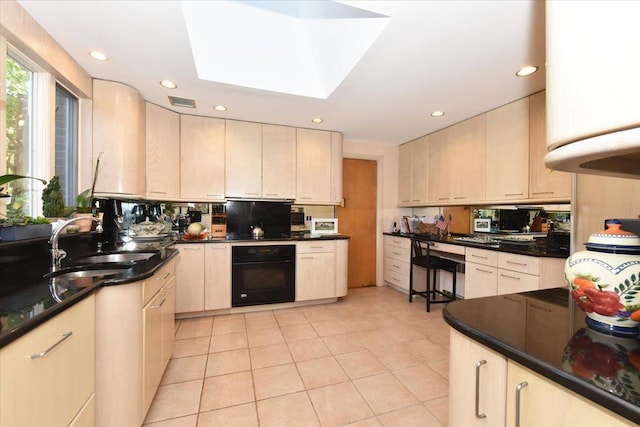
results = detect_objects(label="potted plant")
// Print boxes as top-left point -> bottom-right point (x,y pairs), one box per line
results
0,174 -> 52,241
41,176 -> 65,219
71,188 -> 95,232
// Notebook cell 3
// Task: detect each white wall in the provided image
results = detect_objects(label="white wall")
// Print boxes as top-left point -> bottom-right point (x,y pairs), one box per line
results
343,139 -> 410,286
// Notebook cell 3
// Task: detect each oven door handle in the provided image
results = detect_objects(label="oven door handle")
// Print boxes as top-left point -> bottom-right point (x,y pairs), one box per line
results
232,259 -> 294,266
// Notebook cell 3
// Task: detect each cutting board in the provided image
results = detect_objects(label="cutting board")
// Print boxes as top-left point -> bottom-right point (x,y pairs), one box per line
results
443,207 -> 471,234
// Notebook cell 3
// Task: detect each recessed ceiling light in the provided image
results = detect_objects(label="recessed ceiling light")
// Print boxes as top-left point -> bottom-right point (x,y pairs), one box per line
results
160,80 -> 177,89
213,105 -> 227,111
311,118 -> 323,124
516,65 -> 538,77
431,111 -> 444,117
89,51 -> 108,61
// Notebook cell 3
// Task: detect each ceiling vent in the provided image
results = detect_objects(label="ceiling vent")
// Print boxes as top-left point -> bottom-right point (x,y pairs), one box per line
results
168,96 -> 196,108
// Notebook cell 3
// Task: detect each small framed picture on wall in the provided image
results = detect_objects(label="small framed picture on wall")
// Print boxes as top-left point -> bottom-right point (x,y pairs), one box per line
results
311,218 -> 339,235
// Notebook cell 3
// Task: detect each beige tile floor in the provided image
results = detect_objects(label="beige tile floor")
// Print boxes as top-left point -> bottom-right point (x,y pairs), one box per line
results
143,286 -> 450,427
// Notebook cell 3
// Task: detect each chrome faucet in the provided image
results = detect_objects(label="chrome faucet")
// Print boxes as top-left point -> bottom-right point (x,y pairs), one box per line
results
50,216 -> 103,271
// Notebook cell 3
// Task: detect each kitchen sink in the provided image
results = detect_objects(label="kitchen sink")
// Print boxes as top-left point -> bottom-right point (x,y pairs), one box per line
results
71,251 -> 157,265
44,263 -> 133,280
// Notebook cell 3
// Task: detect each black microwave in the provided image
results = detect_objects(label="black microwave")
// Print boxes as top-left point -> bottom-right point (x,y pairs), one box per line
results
291,210 -> 305,226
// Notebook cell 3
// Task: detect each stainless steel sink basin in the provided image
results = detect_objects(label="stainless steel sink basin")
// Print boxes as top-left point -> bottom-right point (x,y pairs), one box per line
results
50,267 -> 130,279
72,251 -> 157,264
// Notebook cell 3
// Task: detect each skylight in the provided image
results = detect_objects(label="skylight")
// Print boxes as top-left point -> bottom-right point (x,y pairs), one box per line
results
181,0 -> 390,99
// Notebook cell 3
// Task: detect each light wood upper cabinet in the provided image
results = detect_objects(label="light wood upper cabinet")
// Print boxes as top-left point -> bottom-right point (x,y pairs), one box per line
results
428,127 -> 454,203
146,103 -> 180,200
296,128 -> 332,203
93,80 -> 146,197
397,143 -> 412,205
225,120 -> 263,198
451,115 -> 486,203
263,124 -> 296,199
180,115 -> 225,201
331,132 -> 344,204
397,136 -> 429,206
486,97 -> 530,202
528,91 -> 571,201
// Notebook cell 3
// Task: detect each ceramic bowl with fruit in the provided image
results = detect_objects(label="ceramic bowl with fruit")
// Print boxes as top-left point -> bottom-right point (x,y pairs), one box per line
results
130,217 -> 166,237
182,222 -> 208,240
565,220 -> 640,337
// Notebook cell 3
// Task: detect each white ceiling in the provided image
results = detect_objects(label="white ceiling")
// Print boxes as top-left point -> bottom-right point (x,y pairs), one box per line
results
18,0 -> 545,145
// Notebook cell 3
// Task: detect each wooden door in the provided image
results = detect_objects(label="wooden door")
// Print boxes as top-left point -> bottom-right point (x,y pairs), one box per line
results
337,159 -> 377,288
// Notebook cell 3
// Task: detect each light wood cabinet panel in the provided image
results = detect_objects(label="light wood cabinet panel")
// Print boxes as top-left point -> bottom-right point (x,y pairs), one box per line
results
263,124 -> 296,199
464,262 -> 498,299
383,235 -> 411,291
411,136 -> 429,204
335,239 -> 348,297
505,361 -> 633,427
397,143 -> 412,205
296,128 -> 332,203
296,241 -> 335,300
162,276 -> 176,369
205,244 -> 232,310
175,244 -> 205,313
69,394 -> 94,427
146,103 -> 180,200
528,91 -> 571,201
225,120 -> 262,198
331,132 -> 344,204
180,115 -> 225,201
486,98 -> 530,201
497,270 -> 538,295
428,127 -> 454,203
449,329 -> 507,427
93,80 -> 146,196
0,295 -> 95,427
143,289 -> 164,413
451,115 -> 486,203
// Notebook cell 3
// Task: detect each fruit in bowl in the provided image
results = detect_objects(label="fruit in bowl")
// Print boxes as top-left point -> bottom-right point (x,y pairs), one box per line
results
565,220 -> 640,337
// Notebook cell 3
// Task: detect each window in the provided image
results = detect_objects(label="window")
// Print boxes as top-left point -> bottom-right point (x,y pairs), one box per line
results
55,84 -> 78,207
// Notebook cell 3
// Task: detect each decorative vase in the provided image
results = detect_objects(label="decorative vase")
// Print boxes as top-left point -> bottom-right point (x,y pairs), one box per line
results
565,219 -> 640,337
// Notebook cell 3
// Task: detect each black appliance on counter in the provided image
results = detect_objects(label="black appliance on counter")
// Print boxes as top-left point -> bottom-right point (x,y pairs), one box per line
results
231,245 -> 295,306
608,218 -> 640,236
498,209 -> 531,232
226,200 -> 291,240
97,198 -> 123,251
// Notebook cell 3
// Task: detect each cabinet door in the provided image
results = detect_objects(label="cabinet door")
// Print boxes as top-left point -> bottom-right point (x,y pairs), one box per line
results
330,132 -> 344,204
449,329 -> 507,427
143,290 -> 164,414
464,262 -> 498,299
93,80 -> 146,196
175,244 -> 205,313
204,244 -> 232,310
263,124 -> 296,199
397,143 -> 412,205
296,128 -> 332,203
225,120 -> 262,198
451,115 -> 486,203
296,252 -> 335,300
428,127 -> 453,203
162,275 -> 176,368
506,361 -> 633,427
528,91 -> 571,200
146,103 -> 180,200
335,239 -> 349,297
497,270 -> 538,295
180,115 -> 225,201
411,136 -> 429,204
0,295 -> 95,427
486,98 -> 530,201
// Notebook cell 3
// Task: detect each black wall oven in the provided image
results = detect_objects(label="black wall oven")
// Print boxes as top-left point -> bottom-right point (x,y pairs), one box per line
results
232,245 -> 295,307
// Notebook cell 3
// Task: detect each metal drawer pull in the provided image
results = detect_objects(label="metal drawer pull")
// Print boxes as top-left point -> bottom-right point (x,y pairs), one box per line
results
162,272 -> 171,280
506,260 -> 527,266
31,332 -> 73,359
476,268 -> 493,274
152,298 -> 167,309
206,194 -> 223,197
150,191 -> 166,194
529,303 -> 551,312
515,381 -> 528,427
471,254 -> 488,259
392,264 -> 401,269
505,193 -> 524,196
475,360 -> 487,419
532,191 -> 554,195
454,196 -> 467,200
500,273 -> 521,280
393,251 -> 402,256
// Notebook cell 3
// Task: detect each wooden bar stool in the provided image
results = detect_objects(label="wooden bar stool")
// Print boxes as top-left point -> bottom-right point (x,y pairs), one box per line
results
409,238 -> 458,312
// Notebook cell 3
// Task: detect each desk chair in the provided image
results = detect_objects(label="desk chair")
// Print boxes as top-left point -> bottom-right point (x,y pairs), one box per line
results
409,239 -> 458,312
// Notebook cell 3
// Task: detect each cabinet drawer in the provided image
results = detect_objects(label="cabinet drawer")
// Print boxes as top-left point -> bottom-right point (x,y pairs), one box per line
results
384,267 -> 409,291
465,247 -> 498,267
384,235 -> 411,250
143,259 -> 176,306
464,263 -> 498,299
384,243 -> 410,262
297,241 -> 334,253
430,242 -> 465,256
497,270 -> 539,295
384,256 -> 410,276
498,252 -> 539,275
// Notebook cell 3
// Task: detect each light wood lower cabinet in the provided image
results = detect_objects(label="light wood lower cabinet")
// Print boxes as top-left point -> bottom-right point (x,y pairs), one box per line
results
383,235 -> 412,291
204,244 -> 232,310
335,239 -> 349,297
69,394 -> 95,427
95,258 -> 176,427
175,244 -> 205,313
449,329 -> 633,427
296,241 -> 336,301
0,295 -> 95,427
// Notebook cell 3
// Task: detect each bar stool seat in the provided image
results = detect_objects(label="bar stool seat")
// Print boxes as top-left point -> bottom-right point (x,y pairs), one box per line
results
409,238 -> 458,312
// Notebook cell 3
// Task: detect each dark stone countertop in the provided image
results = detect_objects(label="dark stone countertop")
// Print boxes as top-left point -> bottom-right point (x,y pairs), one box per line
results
444,288 -> 640,424
175,233 -> 350,244
383,232 -> 568,258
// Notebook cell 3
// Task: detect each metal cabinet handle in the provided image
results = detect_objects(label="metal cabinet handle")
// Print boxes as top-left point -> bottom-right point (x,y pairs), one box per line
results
206,194 -> 223,198
476,268 -> 493,274
151,298 -> 167,309
471,254 -> 488,259
505,193 -> 524,197
506,260 -> 527,266
162,272 -> 171,280
500,273 -> 521,280
515,381 -> 528,427
475,360 -> 487,419
31,332 -> 73,359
